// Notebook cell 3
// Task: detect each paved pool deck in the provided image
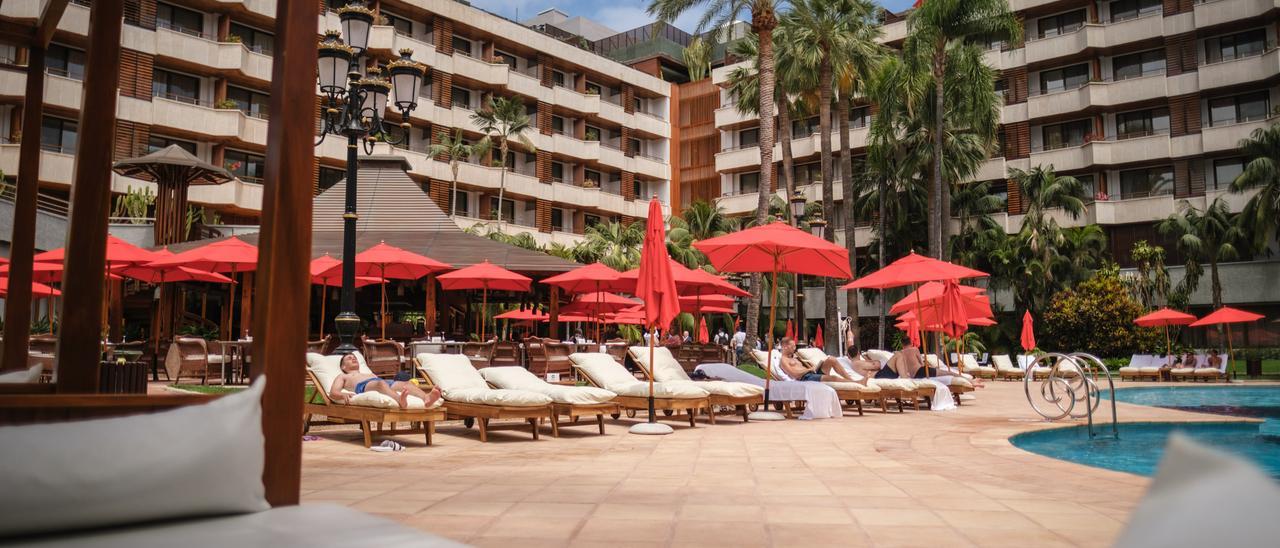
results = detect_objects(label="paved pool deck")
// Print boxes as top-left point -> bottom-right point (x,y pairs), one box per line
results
298,380 -> 1265,547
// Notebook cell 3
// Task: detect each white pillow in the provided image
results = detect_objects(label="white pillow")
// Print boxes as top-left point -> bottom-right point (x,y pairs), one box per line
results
416,353 -> 489,392
0,377 -> 269,537
795,347 -> 828,367
305,352 -> 371,395
0,364 -> 42,384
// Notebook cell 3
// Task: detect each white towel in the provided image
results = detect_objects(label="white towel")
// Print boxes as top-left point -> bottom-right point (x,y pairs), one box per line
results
695,363 -> 842,420
922,378 -> 956,411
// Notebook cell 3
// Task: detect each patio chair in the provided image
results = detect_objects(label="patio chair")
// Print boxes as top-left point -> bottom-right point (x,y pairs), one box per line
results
460,341 -> 494,369
415,353 -> 554,441
489,341 -> 521,367
960,353 -> 997,380
1192,355 -> 1229,383
992,354 -> 1027,381
361,339 -> 405,378
568,352 -> 712,427
538,340 -> 575,382
603,340 -> 628,363
1170,354 -> 1203,381
628,345 -> 763,421
524,337 -> 548,373
303,352 -> 445,448
165,337 -> 229,385
478,366 -> 618,435
27,335 -> 57,379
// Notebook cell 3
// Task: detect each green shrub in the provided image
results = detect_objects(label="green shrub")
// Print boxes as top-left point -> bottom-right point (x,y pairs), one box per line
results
1042,263 -> 1163,359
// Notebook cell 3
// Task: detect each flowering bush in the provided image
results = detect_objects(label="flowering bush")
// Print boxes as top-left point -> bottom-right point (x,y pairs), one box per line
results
1042,263 -> 1163,358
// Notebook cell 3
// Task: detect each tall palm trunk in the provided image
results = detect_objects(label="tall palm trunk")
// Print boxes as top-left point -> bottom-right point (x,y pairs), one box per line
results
496,140 -> 508,229
838,93 -> 858,350
747,14 -> 779,350
449,161 -> 460,217
877,173 -> 886,349
1210,257 -> 1222,309
779,97 -> 799,342
929,48 -> 945,259
818,60 -> 837,354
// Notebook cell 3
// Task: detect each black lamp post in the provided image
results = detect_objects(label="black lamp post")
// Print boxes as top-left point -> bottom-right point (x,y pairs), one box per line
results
789,190 -> 807,341
316,1 -> 425,354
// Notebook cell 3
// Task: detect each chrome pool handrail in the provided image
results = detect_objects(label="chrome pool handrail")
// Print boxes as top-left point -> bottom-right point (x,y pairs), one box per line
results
1069,352 -> 1119,440
1023,353 -> 1119,440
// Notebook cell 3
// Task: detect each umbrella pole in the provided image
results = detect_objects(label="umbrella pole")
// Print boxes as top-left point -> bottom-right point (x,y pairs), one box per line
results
320,285 -> 327,339
1164,325 -> 1172,368
764,268 -> 779,407
914,284 -> 928,377
380,265 -> 388,340
481,286 -> 488,342
1226,323 -> 1235,380
648,326 -> 656,423
229,265 -> 237,339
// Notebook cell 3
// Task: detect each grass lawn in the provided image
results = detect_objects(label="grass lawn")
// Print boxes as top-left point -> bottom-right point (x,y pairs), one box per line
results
172,384 -> 319,401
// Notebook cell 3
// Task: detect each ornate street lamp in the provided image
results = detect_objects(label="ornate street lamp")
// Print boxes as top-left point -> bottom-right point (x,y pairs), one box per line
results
790,189 -> 808,342
316,1 -> 425,354
788,190 -> 806,225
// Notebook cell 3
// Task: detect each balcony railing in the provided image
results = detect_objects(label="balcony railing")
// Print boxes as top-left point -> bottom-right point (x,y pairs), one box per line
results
156,20 -> 212,40
1203,43 -> 1277,66
45,66 -> 83,81
0,185 -> 70,217
39,143 -> 75,154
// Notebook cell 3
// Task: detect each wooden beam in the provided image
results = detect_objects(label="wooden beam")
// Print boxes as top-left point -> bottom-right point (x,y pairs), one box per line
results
252,0 -> 318,507
35,0 -> 70,48
0,46 -> 44,372
53,0 -> 123,393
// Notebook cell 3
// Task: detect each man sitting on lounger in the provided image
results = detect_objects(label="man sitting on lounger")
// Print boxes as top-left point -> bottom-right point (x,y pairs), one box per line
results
778,337 -> 863,383
330,353 -> 441,408
1207,349 -> 1223,369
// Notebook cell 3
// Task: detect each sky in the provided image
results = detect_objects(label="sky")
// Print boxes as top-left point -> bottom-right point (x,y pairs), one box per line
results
468,0 -> 917,35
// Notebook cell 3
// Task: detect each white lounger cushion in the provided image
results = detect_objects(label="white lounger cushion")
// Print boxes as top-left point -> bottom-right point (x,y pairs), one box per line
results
479,366 -> 615,405
960,354 -> 995,373
0,364 -> 43,384
868,378 -> 918,391
629,346 -> 763,398
569,353 -> 710,399
306,352 -> 435,410
788,349 -> 883,394
992,355 -> 1020,371
0,379 -> 270,537
417,354 -> 550,407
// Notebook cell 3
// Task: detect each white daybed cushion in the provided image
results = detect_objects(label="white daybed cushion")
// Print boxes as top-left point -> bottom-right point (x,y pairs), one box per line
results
867,378 -> 917,391
569,353 -> 709,399
992,354 -> 1019,371
1171,368 -> 1196,374
629,346 -> 763,397
479,366 -> 615,405
960,354 -> 995,372
417,354 -> 550,407
0,364 -> 43,384
14,502 -> 467,548
0,378 -> 270,537
864,349 -> 893,366
306,352 -> 435,410
748,349 -> 789,380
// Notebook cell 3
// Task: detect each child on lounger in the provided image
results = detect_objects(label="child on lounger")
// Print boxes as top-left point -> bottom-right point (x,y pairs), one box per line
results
778,337 -> 864,383
330,354 -> 441,408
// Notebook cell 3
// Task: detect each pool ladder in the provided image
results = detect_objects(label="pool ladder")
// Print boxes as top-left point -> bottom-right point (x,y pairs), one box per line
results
1023,352 -> 1119,440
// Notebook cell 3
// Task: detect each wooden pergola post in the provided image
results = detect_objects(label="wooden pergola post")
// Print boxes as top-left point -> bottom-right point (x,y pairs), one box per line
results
53,0 -> 122,393
250,0 -> 318,506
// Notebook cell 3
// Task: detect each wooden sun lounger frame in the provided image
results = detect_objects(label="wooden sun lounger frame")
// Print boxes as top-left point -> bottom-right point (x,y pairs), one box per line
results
572,364 -> 713,427
782,352 -> 904,414
414,362 -> 554,442
629,353 -> 764,422
303,370 -> 446,448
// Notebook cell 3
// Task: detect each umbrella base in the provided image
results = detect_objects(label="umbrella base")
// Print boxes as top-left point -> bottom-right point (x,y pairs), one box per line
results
747,411 -> 786,421
629,422 -> 674,435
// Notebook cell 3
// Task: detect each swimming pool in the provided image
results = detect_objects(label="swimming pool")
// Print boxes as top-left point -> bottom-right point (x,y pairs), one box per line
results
1012,386 -> 1280,478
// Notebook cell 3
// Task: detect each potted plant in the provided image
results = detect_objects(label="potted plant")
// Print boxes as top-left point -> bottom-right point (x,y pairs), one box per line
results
214,99 -> 239,110
223,34 -> 242,43
584,127 -> 600,141
582,178 -> 598,189
1241,348 -> 1265,379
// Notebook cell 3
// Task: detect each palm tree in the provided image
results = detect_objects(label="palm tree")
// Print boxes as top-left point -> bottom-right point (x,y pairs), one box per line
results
1158,198 -> 1244,309
650,0 -> 782,347
1232,123 -> 1280,250
1060,224 -> 1107,282
1009,165 -> 1086,310
428,129 -> 491,218
948,180 -> 1003,267
581,220 -> 645,271
902,0 -> 1020,258
471,96 -> 534,229
682,36 -> 713,81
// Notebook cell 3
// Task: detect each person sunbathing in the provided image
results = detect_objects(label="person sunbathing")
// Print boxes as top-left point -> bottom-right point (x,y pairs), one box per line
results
330,353 -> 440,408
1207,350 -> 1223,369
777,337 -> 863,383
843,346 -> 882,377
1181,352 -> 1199,368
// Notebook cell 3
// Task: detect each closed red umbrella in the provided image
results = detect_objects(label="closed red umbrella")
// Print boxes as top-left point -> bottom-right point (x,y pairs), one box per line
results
438,260 -> 532,341
697,317 -> 709,344
1190,307 -> 1265,378
1135,307 -> 1197,367
634,198 -> 680,434
785,319 -> 795,340
937,281 -> 970,340
814,323 -> 824,350
1020,311 -> 1036,353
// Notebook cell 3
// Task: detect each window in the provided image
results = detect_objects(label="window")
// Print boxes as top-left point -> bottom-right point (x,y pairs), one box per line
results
318,167 -> 344,192
584,169 -> 602,186
738,172 -> 760,194
1037,9 -> 1086,39
223,149 -> 266,182
229,23 -> 274,55
738,128 -> 759,147
1040,119 -> 1092,150
451,35 -> 472,56
147,135 -> 196,155
793,162 -> 820,185
46,43 -> 85,80
584,125 -> 601,141
552,70 -> 567,88
1206,29 -> 1267,63
792,117 -> 819,138
1119,166 -> 1173,198
495,51 -> 517,70
632,177 -> 642,199
152,69 -> 201,103
453,191 -> 470,216
156,2 -> 204,35
850,106 -> 870,128
1112,50 -> 1164,80
584,213 -> 602,228
1074,174 -> 1098,198
382,11 -> 412,36
489,197 -> 515,222
584,81 -> 602,95
450,86 -> 471,109
1039,64 -> 1090,94
40,116 -> 77,153
629,138 -> 643,156
1109,0 -> 1160,22
551,208 -> 565,230
550,162 -> 565,182
1212,158 -> 1244,190
551,116 -> 566,135
1209,92 -> 1270,126
1116,108 -> 1169,139
226,86 -> 270,118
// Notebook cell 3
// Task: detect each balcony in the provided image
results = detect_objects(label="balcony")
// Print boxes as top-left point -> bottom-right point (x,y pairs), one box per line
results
1194,0 -> 1279,30
714,105 -> 756,129
598,97 -> 628,125
1199,47 -> 1280,91
1201,115 -> 1278,153
1030,133 -> 1172,172
453,53 -> 511,87
1024,13 -> 1163,65
551,133 -> 600,161
633,109 -> 670,138
154,27 -> 273,82
215,0 -> 276,18
880,19 -> 907,44
1093,192 -> 1176,225
1027,74 -> 1168,119
553,86 -> 600,115
714,145 -> 761,173
150,96 -> 269,143
633,153 -> 670,180
365,26 -> 437,68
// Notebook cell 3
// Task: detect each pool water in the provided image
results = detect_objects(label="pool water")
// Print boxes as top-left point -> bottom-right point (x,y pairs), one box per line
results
1011,386 -> 1280,478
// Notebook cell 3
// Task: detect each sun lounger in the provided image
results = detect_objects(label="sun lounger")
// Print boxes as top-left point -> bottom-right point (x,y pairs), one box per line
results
753,348 -> 893,415
416,353 -> 554,441
960,354 -> 997,379
478,366 -> 619,435
1192,355 -> 1230,382
568,352 -> 712,427
692,362 -> 843,419
304,352 -> 446,448
628,346 -> 763,421
990,354 -> 1026,381
1119,354 -> 1162,381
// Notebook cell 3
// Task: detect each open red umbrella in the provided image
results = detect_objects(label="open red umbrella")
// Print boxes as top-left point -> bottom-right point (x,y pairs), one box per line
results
1190,307 -> 1265,378
620,259 -> 746,342
149,236 -> 260,338
495,308 -> 549,321
437,260 -> 532,341
542,262 -> 625,343
310,254 -> 383,338
1135,308 -> 1197,367
560,292 -> 639,315
888,281 -> 985,315
0,277 -> 60,298
1020,311 -> 1036,353
843,251 -> 987,290
0,261 -> 65,284
634,198 -> 680,434
679,294 -> 735,313
316,242 -> 452,339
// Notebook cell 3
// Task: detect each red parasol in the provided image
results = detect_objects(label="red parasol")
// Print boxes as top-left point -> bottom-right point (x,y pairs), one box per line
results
316,242 -> 452,339
785,319 -> 795,340
0,261 -> 65,284
1020,311 -> 1036,353
437,260 -> 532,341
842,251 -> 987,290
1135,308 -> 1197,367
149,236 -> 260,338
679,294 -> 736,313
814,323 -> 824,350
559,292 -> 639,314
697,317 -> 709,344
888,281 -> 985,315
937,280 -> 971,339
114,248 -> 232,284
542,262 -> 625,342
495,308 -> 549,321
621,259 -> 746,342
634,198 -> 680,432
0,277 -> 60,298
1189,307 -> 1265,378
